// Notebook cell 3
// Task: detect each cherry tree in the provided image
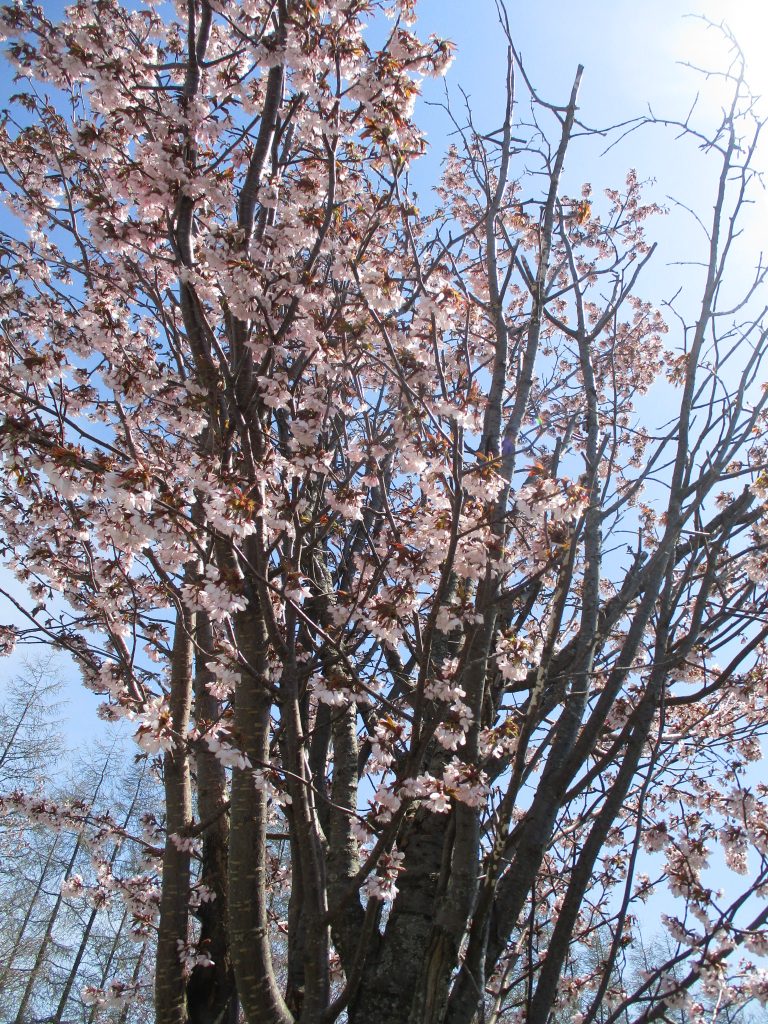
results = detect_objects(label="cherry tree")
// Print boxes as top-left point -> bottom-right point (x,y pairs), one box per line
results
1,1 -> 768,1023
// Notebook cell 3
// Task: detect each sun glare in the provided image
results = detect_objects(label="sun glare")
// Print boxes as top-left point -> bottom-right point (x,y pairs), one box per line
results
669,1 -> 768,222
677,1 -> 768,105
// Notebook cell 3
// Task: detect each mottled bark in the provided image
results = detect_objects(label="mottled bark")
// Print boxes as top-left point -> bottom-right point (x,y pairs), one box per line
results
327,702 -> 363,972
349,803 -> 449,1024
188,611 -> 237,1024
229,607 -> 293,1024
155,607 -> 195,1024
280,659 -> 330,1023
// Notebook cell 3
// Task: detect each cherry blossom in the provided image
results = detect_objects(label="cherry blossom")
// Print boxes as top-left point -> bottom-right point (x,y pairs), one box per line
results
1,2 -> 768,1023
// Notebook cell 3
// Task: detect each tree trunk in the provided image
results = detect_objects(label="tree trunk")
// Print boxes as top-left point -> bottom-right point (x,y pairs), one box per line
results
155,606 -> 195,1024
187,610 -> 237,1024
228,607 -> 293,1024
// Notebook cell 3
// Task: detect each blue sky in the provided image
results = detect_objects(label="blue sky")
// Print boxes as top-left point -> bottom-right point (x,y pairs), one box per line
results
410,0 -> 768,290
414,0 -> 768,123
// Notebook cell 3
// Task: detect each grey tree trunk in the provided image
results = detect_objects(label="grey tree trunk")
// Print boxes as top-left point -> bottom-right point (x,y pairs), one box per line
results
155,607 -> 195,1024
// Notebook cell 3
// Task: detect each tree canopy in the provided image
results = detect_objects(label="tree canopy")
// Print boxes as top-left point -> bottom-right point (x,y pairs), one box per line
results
2,2 -> 768,1023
